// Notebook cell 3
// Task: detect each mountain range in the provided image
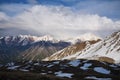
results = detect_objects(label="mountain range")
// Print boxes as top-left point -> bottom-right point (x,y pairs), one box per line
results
44,39 -> 101,61
45,31 -> 120,63
0,31 -> 120,80
0,35 -> 70,63
0,31 -> 120,64
0,33 -> 100,63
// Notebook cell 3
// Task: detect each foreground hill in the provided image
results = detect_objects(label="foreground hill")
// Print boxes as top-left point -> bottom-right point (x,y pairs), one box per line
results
0,59 -> 120,80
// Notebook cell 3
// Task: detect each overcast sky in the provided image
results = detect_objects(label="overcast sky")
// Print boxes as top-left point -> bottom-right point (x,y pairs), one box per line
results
0,0 -> 120,39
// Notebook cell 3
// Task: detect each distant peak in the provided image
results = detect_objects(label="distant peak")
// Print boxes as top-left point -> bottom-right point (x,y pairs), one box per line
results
40,35 -> 54,41
77,33 -> 101,41
17,34 -> 57,42
0,34 -> 59,44
65,33 -> 101,44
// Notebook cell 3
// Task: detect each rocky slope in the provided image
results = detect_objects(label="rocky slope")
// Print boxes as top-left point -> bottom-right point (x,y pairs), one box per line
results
19,41 -> 71,61
44,31 -> 120,63
63,31 -> 120,63
44,40 -> 100,61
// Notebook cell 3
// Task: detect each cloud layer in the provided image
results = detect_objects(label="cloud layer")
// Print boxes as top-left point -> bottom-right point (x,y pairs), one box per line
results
0,5 -> 120,39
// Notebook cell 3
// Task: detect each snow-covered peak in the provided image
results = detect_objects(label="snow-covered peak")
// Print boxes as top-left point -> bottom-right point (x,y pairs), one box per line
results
37,35 -> 55,42
0,35 -> 59,46
65,33 -> 101,44
77,33 -> 101,41
1,33 -> 101,44
19,35 -> 58,42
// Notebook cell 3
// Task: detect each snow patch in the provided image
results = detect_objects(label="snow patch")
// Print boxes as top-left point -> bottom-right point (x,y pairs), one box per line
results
55,71 -> 73,78
47,64 -> 54,68
85,76 -> 111,80
80,63 -> 92,70
53,61 -> 59,64
7,66 -> 20,70
19,69 -> 29,72
109,64 -> 117,68
94,67 -> 110,74
68,60 -> 80,67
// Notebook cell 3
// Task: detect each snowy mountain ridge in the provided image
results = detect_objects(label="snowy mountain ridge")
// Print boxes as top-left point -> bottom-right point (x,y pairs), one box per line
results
0,35 -> 60,47
63,31 -> 120,63
0,33 -> 101,45
44,40 -> 100,61
64,33 -> 101,44
0,34 -> 71,63
4,35 -> 58,43
44,31 -> 120,63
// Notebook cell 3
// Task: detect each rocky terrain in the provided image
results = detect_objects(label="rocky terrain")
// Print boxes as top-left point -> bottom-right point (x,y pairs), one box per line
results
44,40 -> 100,61
45,31 -> 120,63
0,59 -> 120,80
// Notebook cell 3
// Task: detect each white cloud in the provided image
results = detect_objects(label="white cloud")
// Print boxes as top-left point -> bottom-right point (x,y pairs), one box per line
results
0,5 -> 120,39
0,12 -> 9,21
